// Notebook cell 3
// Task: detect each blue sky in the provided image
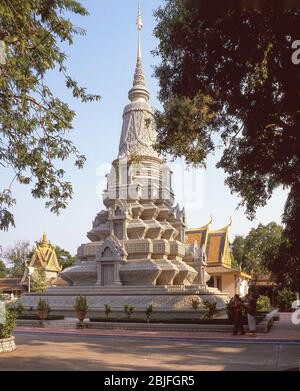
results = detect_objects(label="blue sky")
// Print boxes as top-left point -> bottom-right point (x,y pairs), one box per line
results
0,0 -> 288,255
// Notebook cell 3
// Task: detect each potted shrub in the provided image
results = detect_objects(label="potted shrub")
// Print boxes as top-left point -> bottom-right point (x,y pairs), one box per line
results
257,295 -> 273,313
104,304 -> 112,320
74,295 -> 88,323
145,304 -> 153,323
0,305 -> 17,353
124,305 -> 135,320
192,299 -> 201,311
37,298 -> 51,326
202,300 -> 218,320
191,299 -> 201,320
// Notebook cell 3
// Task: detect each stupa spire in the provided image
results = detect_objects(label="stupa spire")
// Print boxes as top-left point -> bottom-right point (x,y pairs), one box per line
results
128,0 -> 150,102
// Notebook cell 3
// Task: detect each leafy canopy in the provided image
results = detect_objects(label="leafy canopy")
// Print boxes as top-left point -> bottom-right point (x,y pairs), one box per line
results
154,0 -> 300,217
0,259 -> 9,278
231,222 -> 283,284
0,0 -> 100,231
154,0 -> 300,291
53,245 -> 75,270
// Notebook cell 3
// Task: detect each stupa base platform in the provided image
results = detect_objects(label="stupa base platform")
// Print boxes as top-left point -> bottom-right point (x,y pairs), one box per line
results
17,285 -> 229,320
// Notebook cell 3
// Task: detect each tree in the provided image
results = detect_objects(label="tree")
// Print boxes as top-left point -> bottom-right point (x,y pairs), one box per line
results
0,0 -> 100,231
0,259 -> 8,278
263,186 -> 300,291
153,0 -> 300,287
231,222 -> 283,285
1,240 -> 32,278
54,245 -> 75,270
230,236 -> 246,269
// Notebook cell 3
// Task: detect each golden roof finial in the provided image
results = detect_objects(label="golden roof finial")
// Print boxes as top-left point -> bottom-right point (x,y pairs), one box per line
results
209,214 -> 213,224
40,231 -> 48,247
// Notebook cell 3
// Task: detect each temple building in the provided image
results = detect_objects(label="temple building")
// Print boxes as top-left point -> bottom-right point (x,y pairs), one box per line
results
186,220 -> 251,297
20,233 -> 62,287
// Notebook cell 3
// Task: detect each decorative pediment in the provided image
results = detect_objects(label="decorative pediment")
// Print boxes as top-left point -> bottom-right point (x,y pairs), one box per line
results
96,235 -> 127,261
93,210 -> 108,228
109,200 -> 128,219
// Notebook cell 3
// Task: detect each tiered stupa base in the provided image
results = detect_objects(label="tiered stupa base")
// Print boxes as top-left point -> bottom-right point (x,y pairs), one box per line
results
18,285 -> 229,320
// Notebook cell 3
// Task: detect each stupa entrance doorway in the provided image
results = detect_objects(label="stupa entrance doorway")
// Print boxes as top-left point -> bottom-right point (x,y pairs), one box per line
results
101,264 -> 115,286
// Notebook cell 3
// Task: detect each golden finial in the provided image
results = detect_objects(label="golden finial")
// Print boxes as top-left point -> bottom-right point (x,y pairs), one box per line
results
40,231 -> 48,247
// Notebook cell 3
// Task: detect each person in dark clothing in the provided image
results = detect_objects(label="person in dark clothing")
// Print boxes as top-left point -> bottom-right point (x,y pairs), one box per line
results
246,293 -> 257,337
232,294 -> 245,336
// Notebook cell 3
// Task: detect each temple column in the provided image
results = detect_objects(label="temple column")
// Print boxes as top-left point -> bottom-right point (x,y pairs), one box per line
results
96,262 -> 102,286
213,276 -> 218,289
114,262 -> 122,285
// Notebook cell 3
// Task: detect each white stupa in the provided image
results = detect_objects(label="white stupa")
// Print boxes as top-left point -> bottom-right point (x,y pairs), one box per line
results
19,2 -> 228,318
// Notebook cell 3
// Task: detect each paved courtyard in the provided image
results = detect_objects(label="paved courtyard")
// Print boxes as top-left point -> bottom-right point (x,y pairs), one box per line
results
0,313 -> 299,371
0,332 -> 299,371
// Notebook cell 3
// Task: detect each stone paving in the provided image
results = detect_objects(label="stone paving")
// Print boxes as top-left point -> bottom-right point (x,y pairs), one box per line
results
0,313 -> 299,371
0,332 -> 299,371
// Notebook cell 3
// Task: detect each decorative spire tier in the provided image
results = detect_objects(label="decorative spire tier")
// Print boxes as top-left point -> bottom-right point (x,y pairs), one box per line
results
118,1 -> 157,159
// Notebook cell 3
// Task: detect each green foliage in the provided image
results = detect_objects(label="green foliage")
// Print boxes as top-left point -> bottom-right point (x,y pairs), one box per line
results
104,304 -> 112,319
0,0 -> 101,231
53,245 -> 75,270
231,236 -> 246,269
0,306 -> 16,339
256,295 -> 272,312
14,302 -> 24,317
231,222 -> 283,283
124,305 -> 135,320
74,295 -> 88,312
37,298 -> 50,314
277,288 -> 296,312
265,185 -> 300,291
0,259 -> 8,277
154,0 -> 300,286
30,269 -> 48,293
202,300 -> 218,320
145,304 -> 153,321
191,298 -> 201,311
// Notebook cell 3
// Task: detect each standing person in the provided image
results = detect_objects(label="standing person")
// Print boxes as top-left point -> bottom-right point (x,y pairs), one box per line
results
246,293 -> 257,337
232,294 -> 245,336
